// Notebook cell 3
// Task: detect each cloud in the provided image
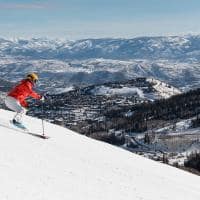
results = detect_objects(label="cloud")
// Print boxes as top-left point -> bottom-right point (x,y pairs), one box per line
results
0,3 -> 50,10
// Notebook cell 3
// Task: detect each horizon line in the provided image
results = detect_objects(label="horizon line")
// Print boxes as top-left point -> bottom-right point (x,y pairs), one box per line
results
0,33 -> 200,41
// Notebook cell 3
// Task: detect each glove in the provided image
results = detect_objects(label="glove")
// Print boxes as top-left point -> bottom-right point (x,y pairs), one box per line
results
40,96 -> 45,102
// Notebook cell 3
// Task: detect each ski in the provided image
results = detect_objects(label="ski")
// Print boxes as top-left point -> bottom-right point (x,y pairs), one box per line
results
11,121 -> 50,139
0,121 -> 50,139
11,120 -> 28,131
26,132 -> 50,139
17,128 -> 50,139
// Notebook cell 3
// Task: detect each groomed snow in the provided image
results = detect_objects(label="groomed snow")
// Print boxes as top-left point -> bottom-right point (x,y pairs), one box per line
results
0,109 -> 200,200
91,86 -> 144,98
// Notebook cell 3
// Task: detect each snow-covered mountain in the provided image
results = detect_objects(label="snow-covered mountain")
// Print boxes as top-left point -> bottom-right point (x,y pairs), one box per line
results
0,108 -> 200,200
0,35 -> 200,90
147,78 -> 181,98
86,78 -> 181,100
0,57 -> 199,91
1,35 -> 200,61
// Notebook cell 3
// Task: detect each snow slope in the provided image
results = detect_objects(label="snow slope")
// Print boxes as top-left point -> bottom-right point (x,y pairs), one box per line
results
147,78 -> 181,98
0,109 -> 200,200
91,85 -> 144,98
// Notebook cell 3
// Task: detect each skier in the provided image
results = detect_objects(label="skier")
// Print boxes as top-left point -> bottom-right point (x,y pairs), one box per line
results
5,73 -> 44,127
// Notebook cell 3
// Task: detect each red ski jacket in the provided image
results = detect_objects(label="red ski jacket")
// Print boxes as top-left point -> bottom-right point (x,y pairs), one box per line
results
8,79 -> 41,108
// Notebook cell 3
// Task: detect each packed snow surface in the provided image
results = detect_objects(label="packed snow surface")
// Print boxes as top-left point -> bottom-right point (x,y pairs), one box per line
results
91,86 -> 144,98
0,109 -> 200,200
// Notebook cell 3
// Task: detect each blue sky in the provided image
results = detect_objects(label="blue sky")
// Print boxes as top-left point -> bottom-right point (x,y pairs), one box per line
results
0,0 -> 200,39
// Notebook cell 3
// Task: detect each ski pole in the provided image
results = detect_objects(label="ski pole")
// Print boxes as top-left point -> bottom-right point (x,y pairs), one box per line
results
41,101 -> 45,137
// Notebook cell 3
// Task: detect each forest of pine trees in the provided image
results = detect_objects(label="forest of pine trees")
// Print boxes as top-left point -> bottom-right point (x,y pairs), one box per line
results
103,88 -> 200,133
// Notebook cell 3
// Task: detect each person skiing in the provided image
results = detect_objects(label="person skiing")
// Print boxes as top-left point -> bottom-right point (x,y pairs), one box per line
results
5,73 -> 44,127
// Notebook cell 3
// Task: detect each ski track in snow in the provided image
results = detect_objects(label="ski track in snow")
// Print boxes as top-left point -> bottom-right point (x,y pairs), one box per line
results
0,109 -> 200,200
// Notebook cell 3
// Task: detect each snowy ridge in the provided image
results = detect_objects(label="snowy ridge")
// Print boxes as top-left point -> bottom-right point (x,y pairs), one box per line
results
147,78 -> 182,98
87,78 -> 180,101
0,109 -> 200,200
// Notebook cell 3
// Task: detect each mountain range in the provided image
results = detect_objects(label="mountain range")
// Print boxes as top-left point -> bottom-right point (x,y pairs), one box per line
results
0,35 -> 200,91
1,35 -> 200,61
